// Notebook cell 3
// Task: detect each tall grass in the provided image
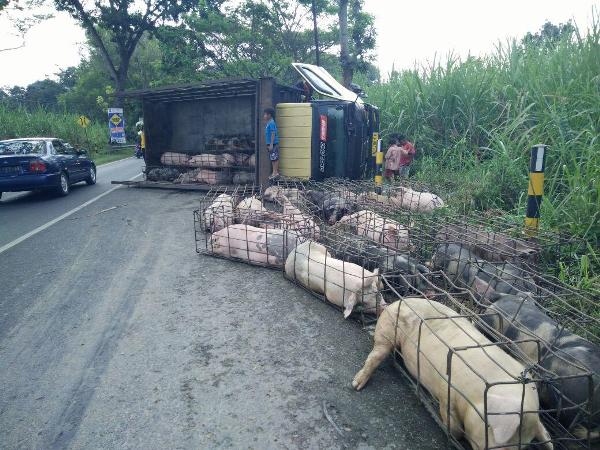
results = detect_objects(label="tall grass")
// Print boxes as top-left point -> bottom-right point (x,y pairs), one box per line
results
366,18 -> 600,288
0,104 -> 108,156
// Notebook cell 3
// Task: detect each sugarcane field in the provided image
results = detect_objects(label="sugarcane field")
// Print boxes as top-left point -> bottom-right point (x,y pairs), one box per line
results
1,2 -> 599,450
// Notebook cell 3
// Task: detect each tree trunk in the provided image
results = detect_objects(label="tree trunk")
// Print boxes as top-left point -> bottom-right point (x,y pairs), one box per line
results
338,0 -> 353,87
311,0 -> 320,66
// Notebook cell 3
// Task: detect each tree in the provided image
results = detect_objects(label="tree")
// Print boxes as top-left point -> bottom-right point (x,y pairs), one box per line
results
522,21 -> 575,48
53,0 -> 219,106
337,0 -> 376,87
162,0 -> 339,83
0,0 -> 52,52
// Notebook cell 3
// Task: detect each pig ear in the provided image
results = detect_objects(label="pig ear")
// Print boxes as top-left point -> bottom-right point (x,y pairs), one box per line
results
343,294 -> 356,319
487,393 -> 521,445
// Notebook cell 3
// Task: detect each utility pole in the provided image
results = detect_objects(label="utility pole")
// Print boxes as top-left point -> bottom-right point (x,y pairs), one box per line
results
312,0 -> 321,66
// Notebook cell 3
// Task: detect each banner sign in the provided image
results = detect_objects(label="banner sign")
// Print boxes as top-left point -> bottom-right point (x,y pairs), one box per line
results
108,107 -> 126,144
319,114 -> 328,174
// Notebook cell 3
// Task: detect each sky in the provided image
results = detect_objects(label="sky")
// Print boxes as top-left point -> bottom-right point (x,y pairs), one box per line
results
0,0 -> 598,88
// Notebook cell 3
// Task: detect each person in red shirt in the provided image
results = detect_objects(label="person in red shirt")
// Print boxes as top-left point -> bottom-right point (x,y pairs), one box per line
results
397,134 -> 416,178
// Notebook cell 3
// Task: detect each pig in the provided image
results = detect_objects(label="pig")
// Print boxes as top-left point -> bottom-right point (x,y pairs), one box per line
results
391,186 -> 445,213
237,209 -> 319,239
174,168 -> 202,184
263,186 -> 304,203
353,297 -> 553,450
436,223 -> 539,264
146,167 -> 183,182
210,224 -> 305,267
481,294 -> 600,440
160,152 -> 190,166
337,210 -> 410,251
430,243 -> 536,300
203,193 -> 235,232
285,240 -> 386,318
188,153 -> 236,168
232,171 -> 255,184
197,169 -> 232,185
280,196 -> 321,240
305,190 -> 358,225
320,227 -> 431,293
237,196 -> 264,222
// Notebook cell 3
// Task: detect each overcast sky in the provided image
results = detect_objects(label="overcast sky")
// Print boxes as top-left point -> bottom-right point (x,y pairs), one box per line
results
0,0 -> 598,88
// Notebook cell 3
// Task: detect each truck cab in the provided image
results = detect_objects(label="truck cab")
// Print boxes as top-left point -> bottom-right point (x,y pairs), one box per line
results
277,63 -> 379,181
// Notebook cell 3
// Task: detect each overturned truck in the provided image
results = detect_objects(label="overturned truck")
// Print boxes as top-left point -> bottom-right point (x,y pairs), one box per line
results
115,64 -> 380,189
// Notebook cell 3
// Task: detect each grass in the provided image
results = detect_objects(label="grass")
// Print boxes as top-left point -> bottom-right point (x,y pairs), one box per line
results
94,146 -> 135,165
0,104 -> 109,158
364,18 -> 600,290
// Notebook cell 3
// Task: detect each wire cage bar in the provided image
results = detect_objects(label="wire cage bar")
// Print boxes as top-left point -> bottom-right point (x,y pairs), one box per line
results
355,274 -> 598,450
194,185 -> 320,268
145,133 -> 257,186
189,177 -> 599,449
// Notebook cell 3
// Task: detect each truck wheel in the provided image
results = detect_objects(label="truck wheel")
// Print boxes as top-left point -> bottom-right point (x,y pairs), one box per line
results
57,172 -> 70,196
86,166 -> 97,185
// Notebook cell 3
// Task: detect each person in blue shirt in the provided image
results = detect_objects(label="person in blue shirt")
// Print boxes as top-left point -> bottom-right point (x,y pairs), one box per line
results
263,107 -> 279,179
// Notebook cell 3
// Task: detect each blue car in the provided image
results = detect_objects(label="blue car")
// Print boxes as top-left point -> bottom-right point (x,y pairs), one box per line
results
0,138 -> 96,199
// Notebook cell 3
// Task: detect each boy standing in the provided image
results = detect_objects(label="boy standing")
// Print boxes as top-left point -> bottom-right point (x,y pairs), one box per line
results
263,107 -> 280,179
398,134 -> 416,178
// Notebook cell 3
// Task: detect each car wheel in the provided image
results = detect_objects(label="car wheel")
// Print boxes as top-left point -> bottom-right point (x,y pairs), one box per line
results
57,172 -> 70,196
86,166 -> 97,185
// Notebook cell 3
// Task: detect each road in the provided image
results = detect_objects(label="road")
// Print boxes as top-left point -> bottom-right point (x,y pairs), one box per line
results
0,160 -> 446,449
0,156 -> 143,249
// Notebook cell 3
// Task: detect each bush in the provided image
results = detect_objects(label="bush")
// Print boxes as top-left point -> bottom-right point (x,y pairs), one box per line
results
0,104 -> 108,156
366,18 -> 600,288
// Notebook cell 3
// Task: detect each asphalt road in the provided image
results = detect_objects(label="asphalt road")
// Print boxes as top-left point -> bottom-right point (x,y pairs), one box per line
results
0,156 -> 144,248
0,174 -> 447,449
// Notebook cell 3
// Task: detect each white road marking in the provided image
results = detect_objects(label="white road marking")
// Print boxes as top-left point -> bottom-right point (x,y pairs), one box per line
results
0,172 -> 142,255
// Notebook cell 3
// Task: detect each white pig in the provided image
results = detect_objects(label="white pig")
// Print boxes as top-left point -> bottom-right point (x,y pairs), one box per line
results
203,193 -> 234,232
210,224 -> 303,267
391,186 -> 445,213
337,210 -> 409,250
285,241 -> 386,318
263,186 -> 303,202
280,196 -> 320,240
353,297 -> 553,450
237,196 -> 264,222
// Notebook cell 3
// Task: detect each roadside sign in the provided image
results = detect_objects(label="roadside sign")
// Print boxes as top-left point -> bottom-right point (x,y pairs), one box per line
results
108,107 -> 126,144
78,116 -> 90,128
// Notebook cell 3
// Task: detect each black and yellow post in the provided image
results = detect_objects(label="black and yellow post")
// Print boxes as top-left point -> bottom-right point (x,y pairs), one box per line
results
525,144 -> 547,234
373,135 -> 383,194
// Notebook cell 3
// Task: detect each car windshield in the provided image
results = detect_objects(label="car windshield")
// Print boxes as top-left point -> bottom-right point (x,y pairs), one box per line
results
0,140 -> 46,155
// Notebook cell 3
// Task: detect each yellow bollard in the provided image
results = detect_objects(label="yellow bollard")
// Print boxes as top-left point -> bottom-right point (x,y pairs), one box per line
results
525,144 -> 547,234
374,138 -> 383,194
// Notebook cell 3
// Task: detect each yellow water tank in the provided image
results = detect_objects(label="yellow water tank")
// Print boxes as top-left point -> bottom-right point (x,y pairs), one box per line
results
276,103 -> 312,179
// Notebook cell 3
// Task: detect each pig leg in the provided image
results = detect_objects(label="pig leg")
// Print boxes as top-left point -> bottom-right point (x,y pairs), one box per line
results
534,420 -> 553,450
352,338 -> 394,391
439,395 -> 463,440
